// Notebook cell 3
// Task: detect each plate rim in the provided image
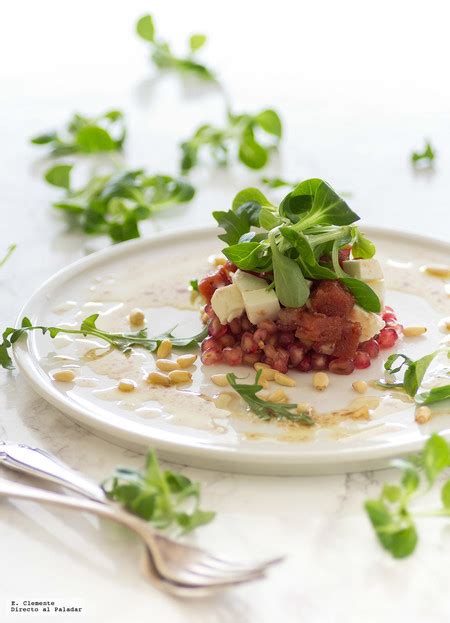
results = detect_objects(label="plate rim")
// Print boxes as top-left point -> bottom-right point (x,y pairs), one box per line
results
12,225 -> 450,470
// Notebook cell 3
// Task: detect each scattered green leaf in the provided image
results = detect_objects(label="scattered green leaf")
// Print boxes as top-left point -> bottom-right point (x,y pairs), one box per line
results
103,450 -> 215,533
411,141 -> 435,167
0,244 -> 16,269
31,110 -> 126,157
0,314 -> 207,370
136,14 -> 215,81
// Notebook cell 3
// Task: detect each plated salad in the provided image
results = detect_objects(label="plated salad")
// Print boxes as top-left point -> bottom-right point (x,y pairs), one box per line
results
195,179 -> 401,375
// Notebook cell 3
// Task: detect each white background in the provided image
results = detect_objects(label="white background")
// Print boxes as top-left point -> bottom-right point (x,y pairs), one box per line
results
0,1 -> 449,622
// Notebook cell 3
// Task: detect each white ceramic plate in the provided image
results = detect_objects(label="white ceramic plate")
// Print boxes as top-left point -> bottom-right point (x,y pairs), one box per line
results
13,226 -> 450,475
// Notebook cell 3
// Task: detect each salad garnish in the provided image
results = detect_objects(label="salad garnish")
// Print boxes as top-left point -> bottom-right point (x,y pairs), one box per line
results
378,350 -> 450,405
31,110 -> 126,157
180,109 -> 282,173
0,244 -> 16,270
136,13 -> 216,82
213,179 -> 380,313
103,449 -> 215,533
0,314 -> 207,371
365,433 -> 450,559
227,370 -> 314,425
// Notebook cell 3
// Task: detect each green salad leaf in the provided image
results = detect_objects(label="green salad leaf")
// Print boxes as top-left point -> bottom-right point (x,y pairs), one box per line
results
0,314 -> 207,370
365,434 -> 450,558
214,179 -> 378,312
411,141 -> 435,167
180,109 -> 282,173
31,110 -> 126,157
45,168 -> 195,242
136,14 -> 215,82
380,351 -> 450,405
103,450 -> 215,533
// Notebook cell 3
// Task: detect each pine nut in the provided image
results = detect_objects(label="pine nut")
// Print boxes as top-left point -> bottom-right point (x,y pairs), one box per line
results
415,406 -> 432,424
52,369 -> 75,382
157,339 -> 172,358
215,393 -> 232,409
296,402 -> 311,414
118,379 -> 136,392
352,405 -> 370,419
268,389 -> 288,403
213,256 -> 227,266
129,308 -> 145,326
424,264 -> 450,278
352,380 -> 368,394
156,359 -> 179,372
211,374 -> 229,387
274,371 -> 296,387
259,378 -> 269,389
254,362 -> 276,381
403,326 -> 427,337
168,370 -> 192,385
147,371 -> 170,387
177,354 -> 197,368
313,372 -> 329,391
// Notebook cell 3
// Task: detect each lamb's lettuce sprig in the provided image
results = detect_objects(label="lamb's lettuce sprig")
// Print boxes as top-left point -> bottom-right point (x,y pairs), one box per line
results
136,14 -> 215,82
213,179 -> 380,312
378,351 -> 450,406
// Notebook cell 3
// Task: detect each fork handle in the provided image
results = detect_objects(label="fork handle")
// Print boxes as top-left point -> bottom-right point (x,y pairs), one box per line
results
0,476 -> 155,540
0,442 -> 106,502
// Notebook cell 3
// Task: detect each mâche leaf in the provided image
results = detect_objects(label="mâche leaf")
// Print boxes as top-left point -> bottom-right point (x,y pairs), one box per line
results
136,13 -> 215,82
339,277 -> 381,313
269,232 -> 310,308
364,434 -> 450,558
103,450 -> 215,533
411,141 -> 435,167
0,315 -> 207,370
47,170 -> 195,243
180,109 -> 282,173
31,110 -> 126,157
381,351 -> 450,406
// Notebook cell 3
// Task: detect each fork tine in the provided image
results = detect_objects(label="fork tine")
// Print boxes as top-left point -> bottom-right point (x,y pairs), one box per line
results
199,553 -> 284,572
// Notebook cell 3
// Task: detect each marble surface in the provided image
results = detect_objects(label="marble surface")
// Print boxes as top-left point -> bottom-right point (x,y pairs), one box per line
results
1,1 -> 449,621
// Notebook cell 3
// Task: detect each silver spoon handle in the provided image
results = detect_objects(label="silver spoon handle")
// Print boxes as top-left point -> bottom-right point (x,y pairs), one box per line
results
0,442 -> 106,502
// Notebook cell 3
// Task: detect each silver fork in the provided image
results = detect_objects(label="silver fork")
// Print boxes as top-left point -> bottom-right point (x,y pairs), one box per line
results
0,442 -> 282,592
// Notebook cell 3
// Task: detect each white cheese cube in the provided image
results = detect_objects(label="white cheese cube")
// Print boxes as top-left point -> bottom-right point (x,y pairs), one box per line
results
366,279 -> 385,309
343,259 -> 383,281
349,305 -> 385,342
232,269 -> 268,292
211,284 -> 244,324
242,288 -> 280,326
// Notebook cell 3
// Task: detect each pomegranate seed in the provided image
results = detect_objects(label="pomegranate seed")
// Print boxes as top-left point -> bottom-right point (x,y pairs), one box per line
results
382,312 -> 397,323
201,347 -> 223,365
272,349 -> 289,373
354,351 -> 371,369
243,352 -> 261,365
219,334 -> 235,348
384,305 -> 394,313
241,315 -> 253,331
359,338 -> 380,359
208,316 -> 228,337
201,336 -> 220,352
241,332 -> 258,353
377,327 -> 398,349
258,320 -> 278,334
329,358 -> 355,375
311,353 -> 328,370
222,346 -> 243,366
312,342 -> 335,355
288,343 -> 305,367
229,317 -> 242,335
386,322 -> 403,334
278,331 -> 295,346
297,354 -> 312,372
204,304 -> 214,318
253,328 -> 268,344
